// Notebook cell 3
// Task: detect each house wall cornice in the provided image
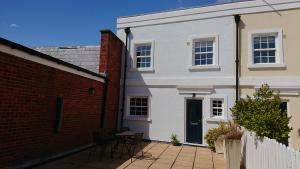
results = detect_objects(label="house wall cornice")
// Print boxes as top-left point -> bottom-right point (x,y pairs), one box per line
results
117,0 -> 300,28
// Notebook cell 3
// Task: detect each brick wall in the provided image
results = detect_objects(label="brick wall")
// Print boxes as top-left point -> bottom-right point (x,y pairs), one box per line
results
0,30 -> 124,168
99,30 -> 124,130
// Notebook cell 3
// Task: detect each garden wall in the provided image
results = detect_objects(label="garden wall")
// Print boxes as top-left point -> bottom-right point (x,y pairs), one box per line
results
0,30 -> 123,168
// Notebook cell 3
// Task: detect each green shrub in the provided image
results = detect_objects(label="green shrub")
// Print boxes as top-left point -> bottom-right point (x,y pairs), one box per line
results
231,84 -> 292,144
170,134 -> 181,146
204,122 -> 231,150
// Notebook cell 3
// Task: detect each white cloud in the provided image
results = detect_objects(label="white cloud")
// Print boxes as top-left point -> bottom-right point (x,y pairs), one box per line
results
9,23 -> 20,28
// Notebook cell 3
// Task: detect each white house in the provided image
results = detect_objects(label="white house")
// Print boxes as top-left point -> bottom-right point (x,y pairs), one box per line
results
116,0 -> 300,146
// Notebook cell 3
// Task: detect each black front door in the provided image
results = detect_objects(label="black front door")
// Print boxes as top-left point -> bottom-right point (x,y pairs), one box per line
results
186,99 -> 203,144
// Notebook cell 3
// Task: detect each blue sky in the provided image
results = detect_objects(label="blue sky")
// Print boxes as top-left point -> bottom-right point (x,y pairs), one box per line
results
0,0 -> 231,47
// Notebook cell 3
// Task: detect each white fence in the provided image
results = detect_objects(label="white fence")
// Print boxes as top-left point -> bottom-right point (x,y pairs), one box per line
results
242,130 -> 300,169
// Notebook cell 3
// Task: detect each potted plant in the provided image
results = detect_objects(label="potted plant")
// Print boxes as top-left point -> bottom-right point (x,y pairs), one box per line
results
223,122 -> 243,169
204,122 -> 230,153
170,134 -> 181,146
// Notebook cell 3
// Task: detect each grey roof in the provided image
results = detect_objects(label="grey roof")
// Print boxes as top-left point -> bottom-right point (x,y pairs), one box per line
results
34,46 -> 100,73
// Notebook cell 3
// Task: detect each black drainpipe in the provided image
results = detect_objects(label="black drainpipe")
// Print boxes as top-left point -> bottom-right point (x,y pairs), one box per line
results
120,27 -> 131,128
235,15 -> 241,102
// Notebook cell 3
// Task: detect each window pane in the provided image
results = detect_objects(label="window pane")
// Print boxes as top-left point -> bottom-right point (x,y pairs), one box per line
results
261,42 -> 268,48
207,41 -> 213,47
269,42 -> 275,48
269,50 -> 275,56
254,43 -> 260,49
200,54 -> 206,59
262,57 -> 268,63
254,57 -> 260,64
207,47 -> 213,52
207,59 -> 213,64
200,47 -> 207,52
261,51 -> 268,56
254,51 -> 260,57
207,53 -> 213,59
268,57 -> 275,63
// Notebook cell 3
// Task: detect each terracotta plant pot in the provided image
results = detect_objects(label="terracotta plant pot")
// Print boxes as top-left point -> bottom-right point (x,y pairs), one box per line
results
224,139 -> 241,169
214,139 -> 225,154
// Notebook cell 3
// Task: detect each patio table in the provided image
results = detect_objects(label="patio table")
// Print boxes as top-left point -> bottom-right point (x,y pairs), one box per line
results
115,131 -> 136,137
114,131 -> 137,158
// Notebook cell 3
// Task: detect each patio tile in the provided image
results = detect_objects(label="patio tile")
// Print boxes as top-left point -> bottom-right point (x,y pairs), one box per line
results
32,142 -> 225,169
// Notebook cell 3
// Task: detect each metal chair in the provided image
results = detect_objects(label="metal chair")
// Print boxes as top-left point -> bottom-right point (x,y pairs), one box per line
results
89,129 -> 117,159
125,133 -> 144,162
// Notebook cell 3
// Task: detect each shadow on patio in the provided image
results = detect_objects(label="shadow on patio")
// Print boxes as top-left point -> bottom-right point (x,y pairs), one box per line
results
33,142 -> 226,169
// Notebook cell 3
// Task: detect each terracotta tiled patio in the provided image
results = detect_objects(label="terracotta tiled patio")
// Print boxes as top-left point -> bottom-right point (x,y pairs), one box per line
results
33,142 -> 226,169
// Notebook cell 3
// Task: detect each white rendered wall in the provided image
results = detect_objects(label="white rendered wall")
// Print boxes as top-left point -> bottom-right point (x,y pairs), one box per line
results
117,16 -> 236,87
124,87 -> 235,144
117,15 -> 236,145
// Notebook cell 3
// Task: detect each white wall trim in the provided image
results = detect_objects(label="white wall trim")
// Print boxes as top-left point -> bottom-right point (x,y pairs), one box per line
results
0,44 -> 105,83
117,0 -> 300,28
177,85 -> 214,95
126,76 -> 236,87
240,76 -> 300,86
254,86 -> 300,96
247,28 -> 284,69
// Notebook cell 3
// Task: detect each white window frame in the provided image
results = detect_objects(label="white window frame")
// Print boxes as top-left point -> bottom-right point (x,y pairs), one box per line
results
126,96 -> 151,121
248,28 -> 285,69
188,34 -> 220,71
206,95 -> 228,122
130,40 -> 155,72
210,98 -> 225,118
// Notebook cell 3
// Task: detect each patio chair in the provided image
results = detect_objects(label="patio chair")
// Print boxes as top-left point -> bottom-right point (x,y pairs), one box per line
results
89,129 -> 117,159
125,133 -> 144,162
120,127 -> 130,132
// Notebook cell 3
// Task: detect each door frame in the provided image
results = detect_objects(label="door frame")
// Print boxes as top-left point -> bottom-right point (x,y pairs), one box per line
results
184,97 -> 205,146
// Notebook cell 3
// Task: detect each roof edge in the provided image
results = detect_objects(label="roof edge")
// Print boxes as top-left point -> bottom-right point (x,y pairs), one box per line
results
0,37 -> 107,80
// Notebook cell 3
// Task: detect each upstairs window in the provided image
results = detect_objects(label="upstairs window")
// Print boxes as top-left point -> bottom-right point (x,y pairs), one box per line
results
253,35 -> 276,64
136,45 -> 151,68
248,29 -> 284,68
194,40 -> 214,66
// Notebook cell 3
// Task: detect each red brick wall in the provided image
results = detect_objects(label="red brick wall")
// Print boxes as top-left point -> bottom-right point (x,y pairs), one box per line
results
0,51 -> 104,167
99,30 -> 124,130
0,31 -> 124,168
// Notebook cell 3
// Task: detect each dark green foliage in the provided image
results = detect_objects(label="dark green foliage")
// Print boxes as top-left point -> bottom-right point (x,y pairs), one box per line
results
204,123 -> 231,150
231,84 -> 292,143
170,134 -> 181,146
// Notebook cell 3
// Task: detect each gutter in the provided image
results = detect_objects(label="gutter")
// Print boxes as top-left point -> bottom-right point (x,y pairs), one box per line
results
120,27 -> 131,128
234,15 -> 241,102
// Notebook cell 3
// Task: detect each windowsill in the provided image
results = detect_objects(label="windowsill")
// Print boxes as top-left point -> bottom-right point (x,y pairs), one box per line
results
206,117 -> 228,123
124,116 -> 151,122
248,63 -> 286,70
129,68 -> 155,73
189,65 -> 220,72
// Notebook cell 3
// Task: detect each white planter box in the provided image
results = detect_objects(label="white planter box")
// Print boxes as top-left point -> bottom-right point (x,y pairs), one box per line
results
224,139 -> 241,169
214,139 -> 225,154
